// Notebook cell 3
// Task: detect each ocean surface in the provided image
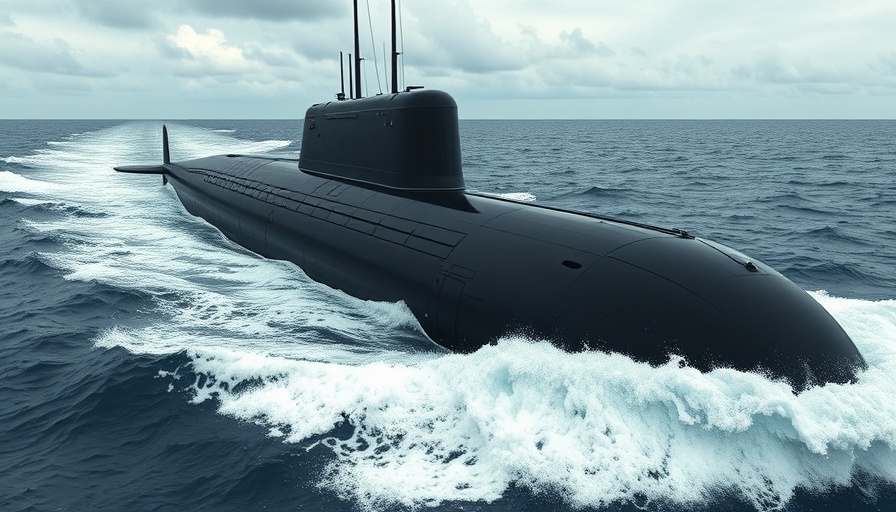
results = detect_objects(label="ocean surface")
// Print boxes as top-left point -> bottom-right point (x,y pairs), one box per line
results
1,119 -> 894,511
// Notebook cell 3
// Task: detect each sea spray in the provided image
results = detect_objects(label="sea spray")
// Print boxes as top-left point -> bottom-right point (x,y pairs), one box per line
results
136,295 -> 896,510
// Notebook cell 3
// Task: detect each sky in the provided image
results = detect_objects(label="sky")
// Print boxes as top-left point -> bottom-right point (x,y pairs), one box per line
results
0,0 -> 894,119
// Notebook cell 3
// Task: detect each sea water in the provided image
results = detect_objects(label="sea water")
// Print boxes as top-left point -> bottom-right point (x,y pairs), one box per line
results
1,119 -> 894,511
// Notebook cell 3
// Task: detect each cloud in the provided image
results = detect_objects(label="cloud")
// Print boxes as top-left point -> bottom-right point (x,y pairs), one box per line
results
517,26 -> 615,62
560,28 -> 614,57
1,0 -> 894,118
165,25 -> 256,76
186,0 -> 345,22
630,47 -> 649,59
289,29 -> 345,62
732,46 -> 852,86
73,0 -> 158,29
880,52 -> 896,73
245,45 -> 300,68
0,30 -> 109,77
408,1 -> 527,74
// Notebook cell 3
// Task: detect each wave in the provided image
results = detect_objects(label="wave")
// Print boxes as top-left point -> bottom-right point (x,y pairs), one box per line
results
801,226 -> 872,246
724,213 -> 758,221
1,196 -> 107,218
785,261 -> 882,288
94,292 -> 896,511
0,171 -> 60,193
786,179 -> 852,188
5,123 -> 291,190
476,191 -> 537,202
755,192 -> 808,204
550,185 -> 633,203
1,122 -> 427,364
158,124 -> 291,159
3,197 -> 56,207
0,254 -> 155,339
0,252 -> 59,276
775,204 -> 837,217
578,185 -> 631,198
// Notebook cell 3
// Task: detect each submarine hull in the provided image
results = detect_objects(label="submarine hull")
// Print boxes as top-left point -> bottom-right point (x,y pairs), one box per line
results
156,153 -> 865,391
114,89 -> 864,391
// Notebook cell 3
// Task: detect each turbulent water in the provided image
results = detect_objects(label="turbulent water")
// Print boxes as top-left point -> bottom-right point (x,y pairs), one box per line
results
1,119 -> 895,512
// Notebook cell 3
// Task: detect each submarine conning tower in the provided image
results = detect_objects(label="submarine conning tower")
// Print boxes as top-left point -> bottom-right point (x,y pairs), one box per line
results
298,89 -> 465,191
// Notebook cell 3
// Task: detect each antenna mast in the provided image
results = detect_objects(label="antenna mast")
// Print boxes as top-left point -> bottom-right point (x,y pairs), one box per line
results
338,51 -> 346,100
391,0 -> 398,93
348,54 -> 354,99
353,0 -> 362,98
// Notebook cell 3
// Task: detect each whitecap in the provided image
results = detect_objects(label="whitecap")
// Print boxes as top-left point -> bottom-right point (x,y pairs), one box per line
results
0,170 -> 60,193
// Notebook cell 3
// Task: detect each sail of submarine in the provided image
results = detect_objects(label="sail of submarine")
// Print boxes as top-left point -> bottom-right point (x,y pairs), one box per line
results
115,0 -> 865,391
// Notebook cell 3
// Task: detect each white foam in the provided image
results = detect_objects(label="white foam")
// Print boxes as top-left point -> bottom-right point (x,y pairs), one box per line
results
12,122 -> 419,364
0,170 -> 60,193
496,191 -> 537,202
111,294 -> 894,511
6,123 -> 291,191
59,202 -> 429,362
476,190 -> 537,202
158,124 -> 291,160
6,197 -> 55,206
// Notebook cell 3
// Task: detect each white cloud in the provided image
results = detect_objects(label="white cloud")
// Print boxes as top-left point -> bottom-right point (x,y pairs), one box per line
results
166,25 -> 256,75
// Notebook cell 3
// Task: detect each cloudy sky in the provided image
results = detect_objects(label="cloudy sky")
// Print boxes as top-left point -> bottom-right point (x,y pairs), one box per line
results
1,0 -> 894,119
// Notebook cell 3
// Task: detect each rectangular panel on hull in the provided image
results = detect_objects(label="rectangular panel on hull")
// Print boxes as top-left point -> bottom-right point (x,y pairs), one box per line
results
429,275 -> 465,345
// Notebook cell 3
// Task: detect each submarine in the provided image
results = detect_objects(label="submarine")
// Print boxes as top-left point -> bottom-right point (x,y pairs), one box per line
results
115,0 -> 865,391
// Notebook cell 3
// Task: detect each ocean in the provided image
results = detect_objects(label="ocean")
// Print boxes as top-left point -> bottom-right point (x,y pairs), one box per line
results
1,119 -> 894,511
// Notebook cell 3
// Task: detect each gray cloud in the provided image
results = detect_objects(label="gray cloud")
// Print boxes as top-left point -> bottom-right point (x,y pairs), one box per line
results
880,52 -> 896,73
290,30 -> 345,62
409,1 -> 526,74
73,0 -> 158,29
186,0 -> 346,22
630,47 -> 649,59
246,45 -> 301,68
0,30 -> 110,77
155,37 -> 192,60
66,0 -> 346,29
560,28 -> 614,57
499,24 -> 615,68
0,13 -> 13,27
732,48 -> 850,86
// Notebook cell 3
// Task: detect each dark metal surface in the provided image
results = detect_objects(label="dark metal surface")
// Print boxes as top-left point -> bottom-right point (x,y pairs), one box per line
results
115,89 -> 866,391
300,90 -> 463,191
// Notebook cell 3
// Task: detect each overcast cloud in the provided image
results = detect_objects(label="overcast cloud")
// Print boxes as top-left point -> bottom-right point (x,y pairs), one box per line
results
0,0 -> 893,118
186,0 -> 345,22
74,0 -> 159,30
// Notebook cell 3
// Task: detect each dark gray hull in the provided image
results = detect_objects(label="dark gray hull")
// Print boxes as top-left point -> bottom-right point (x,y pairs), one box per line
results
157,152 -> 865,391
